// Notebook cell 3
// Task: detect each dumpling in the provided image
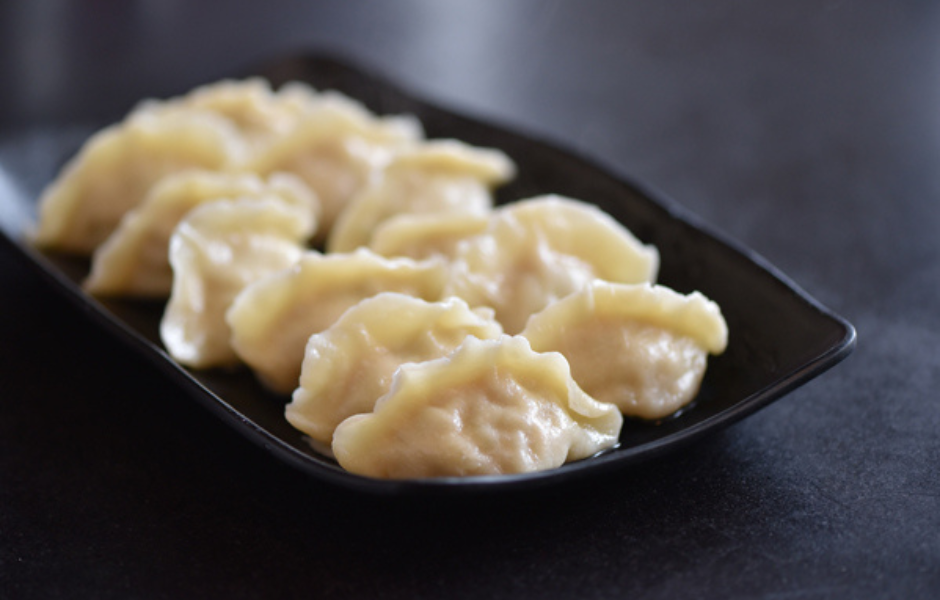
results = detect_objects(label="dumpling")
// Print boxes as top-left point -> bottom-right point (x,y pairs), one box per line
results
369,212 -> 490,261
521,281 -> 728,420
327,139 -> 514,252
331,335 -> 623,479
131,78 -> 318,151
32,110 -> 247,254
443,195 -> 660,334
244,91 -> 424,241
159,197 -> 313,369
85,170 -> 318,297
226,248 -> 448,393
286,293 -> 503,446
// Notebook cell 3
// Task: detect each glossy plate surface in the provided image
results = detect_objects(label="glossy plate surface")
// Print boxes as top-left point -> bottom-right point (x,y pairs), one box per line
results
0,53 -> 856,495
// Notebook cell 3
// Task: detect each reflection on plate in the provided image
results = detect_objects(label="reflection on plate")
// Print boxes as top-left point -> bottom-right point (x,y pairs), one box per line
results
0,53 -> 855,495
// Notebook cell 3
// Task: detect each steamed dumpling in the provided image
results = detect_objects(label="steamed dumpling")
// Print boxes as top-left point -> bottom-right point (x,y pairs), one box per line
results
32,110 -> 247,254
521,281 -> 728,420
160,197 -> 314,368
244,92 -> 424,241
131,78 -> 318,151
332,335 -> 623,479
327,139 -> 514,252
85,170 -> 318,297
444,195 -> 660,334
226,248 -> 448,393
286,293 -> 503,446
369,212 -> 490,261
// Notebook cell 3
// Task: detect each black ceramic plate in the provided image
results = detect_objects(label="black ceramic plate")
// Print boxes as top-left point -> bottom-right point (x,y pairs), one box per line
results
0,53 -> 855,495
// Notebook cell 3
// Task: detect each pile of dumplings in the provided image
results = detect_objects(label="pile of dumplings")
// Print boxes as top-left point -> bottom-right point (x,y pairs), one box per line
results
32,78 -> 728,480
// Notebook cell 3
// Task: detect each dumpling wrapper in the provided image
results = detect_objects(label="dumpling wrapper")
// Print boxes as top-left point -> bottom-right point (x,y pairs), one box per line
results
31,109 -> 247,254
244,91 -> 424,242
369,212 -> 490,261
332,335 -> 623,479
327,139 -> 514,253
131,78 -> 318,151
521,281 -> 728,420
227,248 -> 448,393
85,170 -> 318,297
286,293 -> 503,446
444,195 -> 660,334
159,197 -> 313,369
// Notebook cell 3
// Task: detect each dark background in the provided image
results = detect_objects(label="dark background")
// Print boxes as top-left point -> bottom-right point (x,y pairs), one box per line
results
1,2 -> 938,598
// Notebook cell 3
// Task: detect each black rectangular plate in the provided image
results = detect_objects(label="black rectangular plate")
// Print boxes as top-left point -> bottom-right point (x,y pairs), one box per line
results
0,53 -> 856,495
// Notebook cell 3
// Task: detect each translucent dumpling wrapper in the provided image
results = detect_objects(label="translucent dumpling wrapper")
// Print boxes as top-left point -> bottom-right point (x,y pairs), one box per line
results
332,335 -> 623,479
227,248 -> 448,393
85,170 -> 318,297
521,281 -> 728,420
286,293 -> 504,446
32,110 -> 247,254
369,212 -> 490,261
160,197 -> 314,369
327,139 -> 514,252
131,78 -> 319,151
444,195 -> 660,334
244,91 -> 424,242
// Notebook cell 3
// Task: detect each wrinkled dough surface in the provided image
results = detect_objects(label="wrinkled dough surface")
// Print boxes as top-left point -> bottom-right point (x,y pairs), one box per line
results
332,335 -> 622,479
32,110 -> 246,254
85,170 -> 317,297
444,195 -> 660,334
227,249 -> 447,393
131,78 -> 318,150
327,140 -> 513,252
286,293 -> 503,445
369,212 -> 490,261
521,281 -> 728,419
160,198 -> 310,368
245,92 -> 423,240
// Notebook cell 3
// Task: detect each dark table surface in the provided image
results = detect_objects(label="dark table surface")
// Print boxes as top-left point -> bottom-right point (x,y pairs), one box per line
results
1,2 -> 937,598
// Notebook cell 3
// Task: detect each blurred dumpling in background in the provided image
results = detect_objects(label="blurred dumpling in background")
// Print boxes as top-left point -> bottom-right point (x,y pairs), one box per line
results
327,139 -> 514,253
84,170 -> 318,297
521,281 -> 728,420
244,91 -> 424,242
131,78 -> 319,151
160,196 -> 315,369
32,109 -> 247,254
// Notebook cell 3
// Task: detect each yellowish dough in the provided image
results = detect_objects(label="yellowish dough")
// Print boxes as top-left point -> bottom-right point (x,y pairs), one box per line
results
32,110 -> 246,254
369,212 -> 490,261
160,197 -> 313,368
30,75 -> 737,480
332,335 -> 623,479
226,248 -> 448,393
444,195 -> 660,334
131,78 -> 318,151
84,170 -> 318,297
327,139 -> 514,252
286,293 -> 503,446
244,91 -> 423,242
521,281 -> 728,420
